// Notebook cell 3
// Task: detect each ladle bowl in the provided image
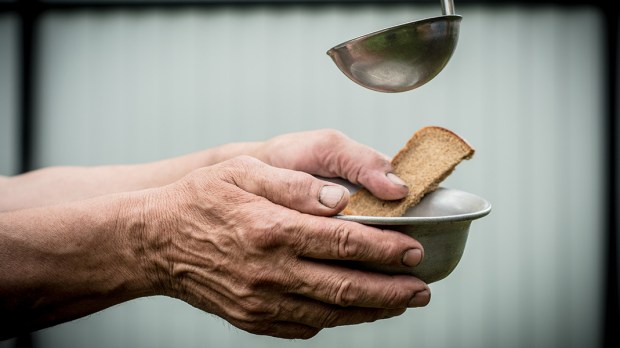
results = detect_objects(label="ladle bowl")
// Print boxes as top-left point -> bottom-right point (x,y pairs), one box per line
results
327,1 -> 461,93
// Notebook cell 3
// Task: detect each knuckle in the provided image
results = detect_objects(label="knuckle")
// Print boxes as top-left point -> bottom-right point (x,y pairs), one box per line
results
223,155 -> 262,178
332,277 -> 357,307
330,278 -> 360,307
334,224 -> 351,258
318,128 -> 348,145
314,130 -> 348,162
178,167 -> 213,193
278,171 -> 315,207
334,223 -> 360,259
294,171 -> 316,192
245,211 -> 289,250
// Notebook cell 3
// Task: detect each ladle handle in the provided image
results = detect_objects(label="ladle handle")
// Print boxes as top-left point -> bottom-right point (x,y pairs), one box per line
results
441,0 -> 456,15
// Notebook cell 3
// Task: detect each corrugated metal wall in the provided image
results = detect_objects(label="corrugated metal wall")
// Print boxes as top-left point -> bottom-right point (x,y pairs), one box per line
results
0,13 -> 18,176
0,4 -> 605,348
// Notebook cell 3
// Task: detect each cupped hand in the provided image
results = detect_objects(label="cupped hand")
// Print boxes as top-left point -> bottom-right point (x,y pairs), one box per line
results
140,156 -> 429,339
255,129 -> 409,200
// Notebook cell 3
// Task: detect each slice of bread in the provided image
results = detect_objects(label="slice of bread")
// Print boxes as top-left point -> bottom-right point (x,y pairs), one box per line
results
342,126 -> 474,217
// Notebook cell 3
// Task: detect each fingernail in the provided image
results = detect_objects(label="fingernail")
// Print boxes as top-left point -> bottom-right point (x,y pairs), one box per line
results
402,248 -> 423,267
387,173 -> 408,188
408,289 -> 431,307
319,185 -> 345,208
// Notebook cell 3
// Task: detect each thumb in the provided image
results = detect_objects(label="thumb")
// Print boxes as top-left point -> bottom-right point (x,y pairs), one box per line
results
223,156 -> 350,216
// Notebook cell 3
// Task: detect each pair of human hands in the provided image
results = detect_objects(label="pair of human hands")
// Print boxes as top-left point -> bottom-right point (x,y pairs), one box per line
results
136,130 -> 429,339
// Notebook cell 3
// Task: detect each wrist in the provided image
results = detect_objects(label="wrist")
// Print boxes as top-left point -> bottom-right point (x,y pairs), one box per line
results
115,188 -> 175,298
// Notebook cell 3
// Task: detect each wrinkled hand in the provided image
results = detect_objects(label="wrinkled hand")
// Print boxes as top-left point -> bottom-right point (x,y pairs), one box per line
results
255,129 -> 409,200
141,156 -> 429,339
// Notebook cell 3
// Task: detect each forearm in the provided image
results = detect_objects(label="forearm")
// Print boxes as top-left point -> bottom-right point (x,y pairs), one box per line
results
0,191 -> 156,339
0,141 -> 261,211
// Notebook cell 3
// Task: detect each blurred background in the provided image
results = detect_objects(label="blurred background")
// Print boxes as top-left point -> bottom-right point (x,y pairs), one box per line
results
0,0 -> 618,347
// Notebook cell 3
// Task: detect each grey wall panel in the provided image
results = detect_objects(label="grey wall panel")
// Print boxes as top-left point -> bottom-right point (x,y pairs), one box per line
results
31,4 -> 603,348
0,14 -> 18,176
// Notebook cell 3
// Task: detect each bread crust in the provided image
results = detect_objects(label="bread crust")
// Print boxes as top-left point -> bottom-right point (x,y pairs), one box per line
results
342,126 -> 474,217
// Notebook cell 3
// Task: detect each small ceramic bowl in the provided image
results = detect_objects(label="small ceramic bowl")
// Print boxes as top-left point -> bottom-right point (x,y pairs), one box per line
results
335,187 -> 491,283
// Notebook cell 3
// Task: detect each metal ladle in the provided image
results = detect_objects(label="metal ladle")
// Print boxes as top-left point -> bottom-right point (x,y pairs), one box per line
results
326,0 -> 461,93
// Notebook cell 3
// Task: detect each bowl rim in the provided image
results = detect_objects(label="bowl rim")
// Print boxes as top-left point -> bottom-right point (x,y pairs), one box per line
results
333,187 -> 492,226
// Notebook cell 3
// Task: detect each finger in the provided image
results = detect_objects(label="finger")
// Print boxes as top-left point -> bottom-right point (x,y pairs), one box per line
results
283,296 -> 407,329
317,131 -> 409,200
311,130 -> 409,200
259,129 -> 408,200
292,261 -> 430,309
221,156 -> 350,216
341,152 -> 409,201
290,217 -> 424,267
245,321 -> 321,339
